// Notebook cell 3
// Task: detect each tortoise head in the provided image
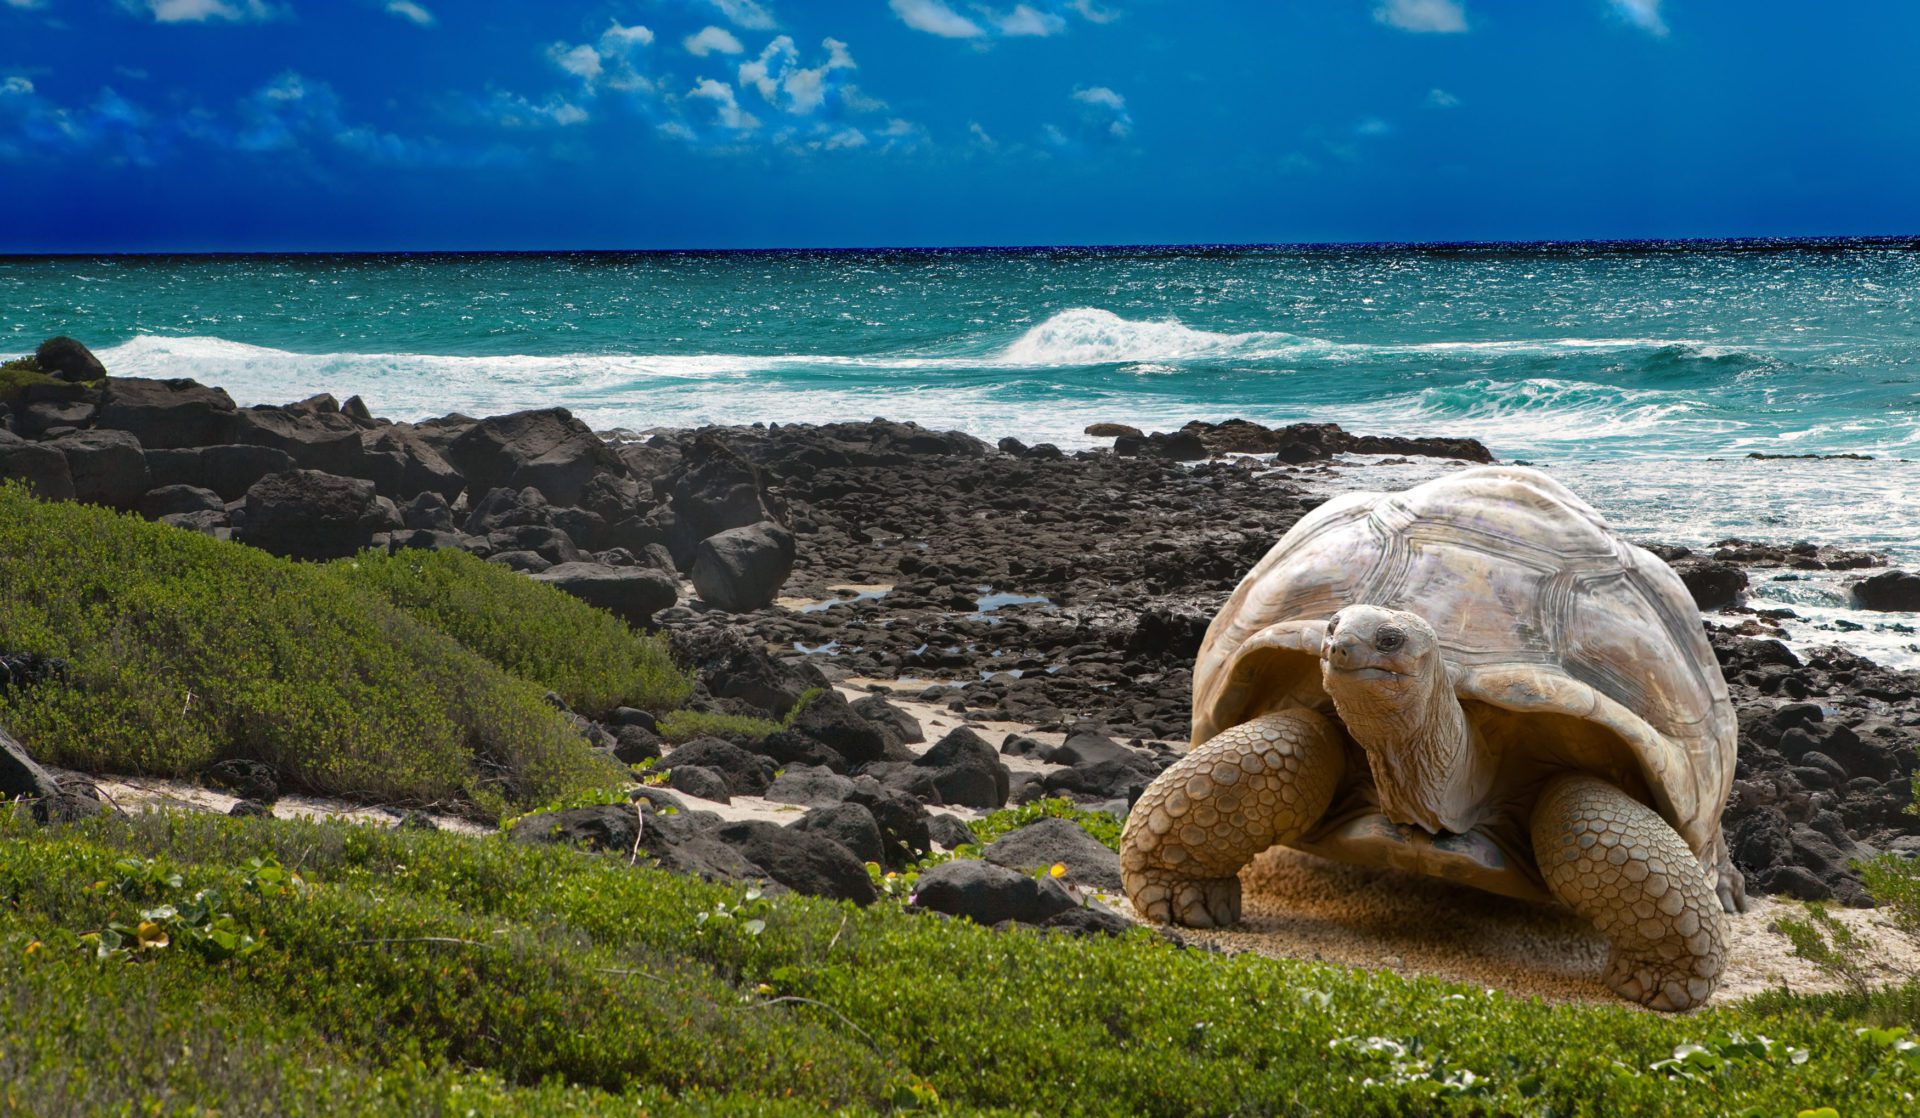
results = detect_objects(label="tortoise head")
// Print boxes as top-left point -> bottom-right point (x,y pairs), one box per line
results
1319,605 -> 1441,690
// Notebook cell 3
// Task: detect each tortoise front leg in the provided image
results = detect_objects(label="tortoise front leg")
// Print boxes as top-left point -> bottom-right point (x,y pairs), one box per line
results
1531,774 -> 1727,1011
1121,709 -> 1345,928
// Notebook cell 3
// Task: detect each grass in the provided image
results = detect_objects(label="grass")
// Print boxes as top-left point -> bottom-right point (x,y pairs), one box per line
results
0,485 -> 694,816
338,547 -> 690,717
0,358 -> 67,404
3,806 -> 1920,1116
656,687 -> 826,745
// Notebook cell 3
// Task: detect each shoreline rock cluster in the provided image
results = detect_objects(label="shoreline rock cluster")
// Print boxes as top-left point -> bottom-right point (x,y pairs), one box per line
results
4,336 -> 1917,915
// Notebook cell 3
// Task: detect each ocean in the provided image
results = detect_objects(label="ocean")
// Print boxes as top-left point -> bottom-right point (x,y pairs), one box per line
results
4,241 -> 1918,666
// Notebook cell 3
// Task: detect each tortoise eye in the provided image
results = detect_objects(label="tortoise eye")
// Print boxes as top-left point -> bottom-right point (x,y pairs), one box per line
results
1374,627 -> 1405,652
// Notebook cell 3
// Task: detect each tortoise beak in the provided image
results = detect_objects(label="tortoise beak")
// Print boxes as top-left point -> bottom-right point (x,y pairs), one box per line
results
1323,633 -> 1363,671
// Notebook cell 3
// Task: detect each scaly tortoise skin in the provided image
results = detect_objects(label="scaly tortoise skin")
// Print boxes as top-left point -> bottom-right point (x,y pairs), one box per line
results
1120,466 -> 1744,1010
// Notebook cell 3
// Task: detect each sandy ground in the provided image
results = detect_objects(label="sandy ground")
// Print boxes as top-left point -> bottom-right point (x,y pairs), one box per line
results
69,683 -> 1920,1011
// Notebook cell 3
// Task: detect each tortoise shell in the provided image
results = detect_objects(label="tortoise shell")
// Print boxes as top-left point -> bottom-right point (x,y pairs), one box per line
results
1192,466 -> 1736,858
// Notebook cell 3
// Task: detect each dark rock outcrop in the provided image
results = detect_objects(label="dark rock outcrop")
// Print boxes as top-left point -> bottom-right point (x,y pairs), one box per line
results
34,336 -> 107,383
910,859 -> 1077,925
96,378 -> 239,449
690,521 -> 795,612
530,563 -> 677,627
239,469 -> 385,560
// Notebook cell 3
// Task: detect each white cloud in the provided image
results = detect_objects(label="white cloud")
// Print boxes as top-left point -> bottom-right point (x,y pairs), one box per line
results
1355,116 -> 1392,136
5,0 -> 49,10
548,42 -> 602,84
1068,84 -> 1131,140
481,90 -> 588,128
967,120 -> 996,148
1426,87 -> 1460,108
738,35 -> 855,115
1372,0 -> 1467,34
656,120 -> 697,142
840,84 -> 887,113
685,25 -> 744,56
1070,85 -> 1123,111
601,20 -> 653,50
2,76 -> 33,95
689,76 -> 758,130
821,126 -> 866,150
384,1 -> 433,27
1068,0 -> 1119,23
890,0 -> 983,38
1608,0 -> 1667,36
993,4 -> 1066,36
704,0 -> 776,31
134,0 -> 277,22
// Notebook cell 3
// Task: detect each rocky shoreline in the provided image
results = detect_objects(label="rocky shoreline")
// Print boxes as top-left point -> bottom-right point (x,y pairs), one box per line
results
2,336 -> 1917,915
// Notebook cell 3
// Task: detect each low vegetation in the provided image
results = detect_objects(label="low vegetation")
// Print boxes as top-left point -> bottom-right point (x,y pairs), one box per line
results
0,485 -> 693,815
0,358 -> 66,404
656,687 -> 826,744
339,547 -> 690,716
3,806 -> 1919,1116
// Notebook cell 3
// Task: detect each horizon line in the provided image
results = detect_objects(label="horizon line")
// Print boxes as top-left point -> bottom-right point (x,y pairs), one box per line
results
5,233 -> 1920,259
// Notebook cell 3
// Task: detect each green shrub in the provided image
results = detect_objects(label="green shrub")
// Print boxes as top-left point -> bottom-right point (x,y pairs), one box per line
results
0,486 -> 625,814
1861,853 -> 1920,935
968,796 -> 1126,850
10,806 -> 1920,1117
655,688 -> 823,744
338,548 -> 690,716
0,359 -> 62,404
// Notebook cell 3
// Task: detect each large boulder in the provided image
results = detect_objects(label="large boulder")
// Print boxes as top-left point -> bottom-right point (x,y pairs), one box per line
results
713,820 -> 876,904
96,378 -> 239,449
850,695 -> 924,753
847,778 -> 932,869
663,435 -> 783,565
34,336 -> 107,383
530,562 -> 677,627
0,430 -> 75,500
359,425 -> 464,502
788,803 -> 886,866
983,818 -> 1124,892
240,469 -> 385,560
786,689 -> 888,765
1672,557 -> 1748,612
11,398 -> 96,438
138,484 -> 225,520
1852,570 -> 1920,612
674,626 -> 828,718
446,408 -> 623,507
144,444 -> 296,500
45,429 -> 149,509
1,722 -> 63,801
690,521 -> 795,612
913,727 -> 1011,809
910,859 -> 1077,925
664,736 -> 776,797
233,406 -> 368,476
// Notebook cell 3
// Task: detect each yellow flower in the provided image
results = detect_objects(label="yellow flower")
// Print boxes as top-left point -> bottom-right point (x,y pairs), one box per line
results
135,921 -> 170,950
753,983 -> 774,995
24,940 -> 40,956
1049,863 -> 1068,879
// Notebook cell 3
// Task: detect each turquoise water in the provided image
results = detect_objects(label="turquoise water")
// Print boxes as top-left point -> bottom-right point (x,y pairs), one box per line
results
5,242 -> 1920,663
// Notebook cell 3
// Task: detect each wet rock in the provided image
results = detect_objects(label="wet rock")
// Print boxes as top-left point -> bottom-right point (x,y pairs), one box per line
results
1671,558 -> 1748,611
910,859 -> 1077,926
1084,422 -> 1142,439
1852,570 -> 1920,612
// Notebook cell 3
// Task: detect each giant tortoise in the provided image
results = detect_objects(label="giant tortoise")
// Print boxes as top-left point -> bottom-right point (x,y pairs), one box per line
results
1119,465 -> 1744,1010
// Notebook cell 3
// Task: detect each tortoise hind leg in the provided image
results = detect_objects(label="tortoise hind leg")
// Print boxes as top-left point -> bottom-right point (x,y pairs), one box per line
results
1531,774 -> 1727,1011
1120,709 -> 1344,928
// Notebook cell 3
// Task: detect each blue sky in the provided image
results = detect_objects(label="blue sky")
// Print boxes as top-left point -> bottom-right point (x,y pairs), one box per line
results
2,1 -> 1916,250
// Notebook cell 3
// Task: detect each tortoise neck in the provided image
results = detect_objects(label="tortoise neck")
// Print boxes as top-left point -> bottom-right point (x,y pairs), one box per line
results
1325,653 -> 1490,834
